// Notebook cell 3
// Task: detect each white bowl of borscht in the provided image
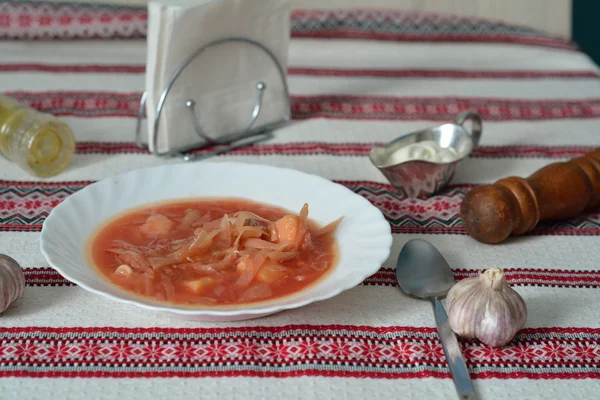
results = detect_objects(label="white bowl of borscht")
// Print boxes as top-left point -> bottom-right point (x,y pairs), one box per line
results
40,162 -> 392,321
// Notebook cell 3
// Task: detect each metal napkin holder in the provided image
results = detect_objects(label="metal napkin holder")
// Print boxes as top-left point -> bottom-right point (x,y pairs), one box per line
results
134,37 -> 291,161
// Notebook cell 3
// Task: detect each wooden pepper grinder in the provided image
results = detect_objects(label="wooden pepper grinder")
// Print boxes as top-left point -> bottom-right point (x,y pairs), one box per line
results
461,148 -> 600,244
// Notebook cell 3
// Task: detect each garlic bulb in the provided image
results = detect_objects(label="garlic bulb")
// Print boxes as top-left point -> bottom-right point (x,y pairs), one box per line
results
446,268 -> 527,347
0,254 -> 25,314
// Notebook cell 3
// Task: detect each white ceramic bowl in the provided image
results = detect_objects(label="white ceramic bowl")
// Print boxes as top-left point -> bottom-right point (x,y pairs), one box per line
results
40,162 -> 392,321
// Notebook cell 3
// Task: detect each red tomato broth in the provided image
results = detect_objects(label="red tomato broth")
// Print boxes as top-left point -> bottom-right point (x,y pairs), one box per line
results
88,198 -> 341,307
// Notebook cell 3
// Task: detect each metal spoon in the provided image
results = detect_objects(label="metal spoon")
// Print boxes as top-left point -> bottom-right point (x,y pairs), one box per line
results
396,238 -> 478,400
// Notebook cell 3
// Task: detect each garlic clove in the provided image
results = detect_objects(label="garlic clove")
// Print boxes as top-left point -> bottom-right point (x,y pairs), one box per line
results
0,254 -> 25,314
446,267 -> 527,348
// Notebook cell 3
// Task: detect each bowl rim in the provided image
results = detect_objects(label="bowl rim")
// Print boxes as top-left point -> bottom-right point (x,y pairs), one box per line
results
40,161 -> 393,317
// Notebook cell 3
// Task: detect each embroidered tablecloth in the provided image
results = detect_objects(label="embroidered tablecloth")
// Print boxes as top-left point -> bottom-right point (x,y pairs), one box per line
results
1,2 -> 600,399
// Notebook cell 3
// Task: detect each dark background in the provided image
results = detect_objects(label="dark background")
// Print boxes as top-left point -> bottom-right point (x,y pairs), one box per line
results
573,0 -> 600,66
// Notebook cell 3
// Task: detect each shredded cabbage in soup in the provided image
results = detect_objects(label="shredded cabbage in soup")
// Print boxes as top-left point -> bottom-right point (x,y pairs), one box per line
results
90,200 -> 342,306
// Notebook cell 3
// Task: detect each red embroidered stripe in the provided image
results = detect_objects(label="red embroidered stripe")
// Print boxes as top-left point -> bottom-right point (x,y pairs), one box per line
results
290,94 -> 600,121
0,4 -> 576,52
5,91 -> 600,121
0,325 -> 598,379
22,268 -> 73,286
289,9 -> 578,51
0,370 -> 598,380
2,180 -> 600,236
74,142 -> 596,159
365,268 -> 600,288
1,64 -> 598,80
292,30 -> 577,51
3,325 -> 598,336
21,267 -> 600,288
288,68 -> 600,79
0,64 -> 146,73
0,1 -> 148,40
0,324 -> 443,336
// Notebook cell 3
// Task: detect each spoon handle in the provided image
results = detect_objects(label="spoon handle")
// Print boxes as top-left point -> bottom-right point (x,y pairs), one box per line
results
432,297 -> 479,400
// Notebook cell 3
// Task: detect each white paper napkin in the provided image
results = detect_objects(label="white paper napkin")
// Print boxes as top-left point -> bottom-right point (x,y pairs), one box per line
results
145,0 -> 290,154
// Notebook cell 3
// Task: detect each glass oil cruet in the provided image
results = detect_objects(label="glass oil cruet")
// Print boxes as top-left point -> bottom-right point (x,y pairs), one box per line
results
0,95 -> 75,178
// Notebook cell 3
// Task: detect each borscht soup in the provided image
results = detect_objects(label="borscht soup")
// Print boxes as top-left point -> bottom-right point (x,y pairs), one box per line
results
88,199 -> 342,307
